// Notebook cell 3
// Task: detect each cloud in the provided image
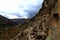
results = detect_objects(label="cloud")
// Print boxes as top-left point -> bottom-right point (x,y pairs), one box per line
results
0,0 -> 44,19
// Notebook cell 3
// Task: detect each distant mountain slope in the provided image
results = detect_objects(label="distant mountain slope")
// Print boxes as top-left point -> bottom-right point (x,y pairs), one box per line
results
0,15 -> 17,26
0,15 -> 29,27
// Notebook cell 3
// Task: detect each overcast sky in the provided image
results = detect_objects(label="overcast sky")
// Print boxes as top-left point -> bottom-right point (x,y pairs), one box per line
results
0,0 -> 44,19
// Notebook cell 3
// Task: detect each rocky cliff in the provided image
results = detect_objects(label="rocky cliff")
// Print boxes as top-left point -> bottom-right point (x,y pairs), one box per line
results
0,0 -> 59,40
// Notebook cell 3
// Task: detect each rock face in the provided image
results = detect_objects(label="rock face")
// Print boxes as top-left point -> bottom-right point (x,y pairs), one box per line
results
0,0 -> 58,40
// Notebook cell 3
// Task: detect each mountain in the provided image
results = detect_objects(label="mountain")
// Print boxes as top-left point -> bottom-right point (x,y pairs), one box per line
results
0,15 -> 17,27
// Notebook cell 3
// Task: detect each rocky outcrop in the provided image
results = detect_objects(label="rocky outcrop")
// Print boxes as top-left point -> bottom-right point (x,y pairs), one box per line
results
0,0 -> 58,40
